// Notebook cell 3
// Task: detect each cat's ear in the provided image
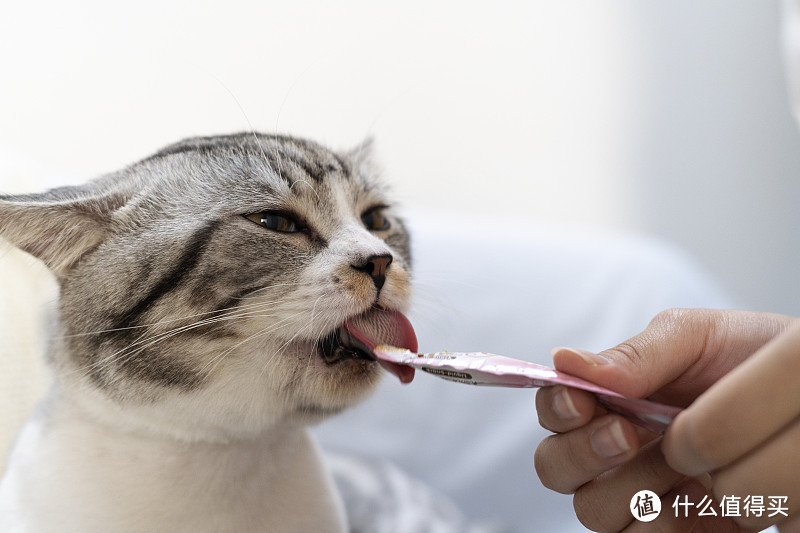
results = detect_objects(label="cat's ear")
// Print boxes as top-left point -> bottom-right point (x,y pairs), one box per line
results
346,137 -> 375,164
0,185 -> 128,276
345,137 -> 380,177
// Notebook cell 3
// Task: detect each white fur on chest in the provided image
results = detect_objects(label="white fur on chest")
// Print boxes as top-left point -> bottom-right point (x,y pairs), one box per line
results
0,394 -> 346,533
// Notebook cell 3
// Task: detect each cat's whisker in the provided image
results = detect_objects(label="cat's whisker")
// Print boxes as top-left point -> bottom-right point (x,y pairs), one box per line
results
296,294 -> 330,382
199,317 -> 307,382
199,68 -> 273,179
232,282 -> 299,300
307,294 -> 326,338
57,297 -> 291,339
79,299 -> 307,379
279,317 -> 320,383
205,314 -> 301,361
290,179 -> 321,203
201,313 -> 304,373
266,135 -> 287,183
239,310 -> 320,384
62,308 -> 286,378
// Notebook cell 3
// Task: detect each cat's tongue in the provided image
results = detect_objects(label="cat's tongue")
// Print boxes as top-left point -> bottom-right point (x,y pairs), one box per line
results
344,310 -> 417,384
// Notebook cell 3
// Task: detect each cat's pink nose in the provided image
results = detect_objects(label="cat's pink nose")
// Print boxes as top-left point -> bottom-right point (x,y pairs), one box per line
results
352,254 -> 393,290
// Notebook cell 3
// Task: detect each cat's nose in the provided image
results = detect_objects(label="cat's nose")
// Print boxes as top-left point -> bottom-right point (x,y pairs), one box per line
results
352,254 -> 393,291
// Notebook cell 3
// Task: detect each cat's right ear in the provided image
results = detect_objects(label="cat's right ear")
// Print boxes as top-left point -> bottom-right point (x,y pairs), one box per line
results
0,187 -> 127,277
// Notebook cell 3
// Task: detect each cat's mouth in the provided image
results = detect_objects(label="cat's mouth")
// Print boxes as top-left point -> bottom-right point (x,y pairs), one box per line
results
318,326 -> 375,364
316,309 -> 418,384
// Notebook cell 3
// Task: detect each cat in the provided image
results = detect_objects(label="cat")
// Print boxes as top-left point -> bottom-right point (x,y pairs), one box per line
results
0,133 -> 418,532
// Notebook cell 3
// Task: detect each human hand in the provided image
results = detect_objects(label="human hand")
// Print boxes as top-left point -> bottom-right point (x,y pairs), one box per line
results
534,308 -> 800,532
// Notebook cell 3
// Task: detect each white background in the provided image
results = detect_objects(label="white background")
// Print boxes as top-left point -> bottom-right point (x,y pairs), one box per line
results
1,0 -> 798,315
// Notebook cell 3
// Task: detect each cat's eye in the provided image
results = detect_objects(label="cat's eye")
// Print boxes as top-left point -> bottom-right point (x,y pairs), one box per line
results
245,211 -> 301,233
361,207 -> 391,231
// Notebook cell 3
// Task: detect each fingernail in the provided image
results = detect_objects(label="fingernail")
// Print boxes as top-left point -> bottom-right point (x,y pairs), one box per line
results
551,346 -> 608,366
552,386 -> 580,420
590,419 -> 631,458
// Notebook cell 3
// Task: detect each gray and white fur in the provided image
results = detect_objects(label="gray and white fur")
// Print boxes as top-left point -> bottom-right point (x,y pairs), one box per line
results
0,133 -> 413,532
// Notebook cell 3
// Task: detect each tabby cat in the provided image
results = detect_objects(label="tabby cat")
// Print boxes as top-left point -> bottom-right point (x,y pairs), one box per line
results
0,133 -> 417,532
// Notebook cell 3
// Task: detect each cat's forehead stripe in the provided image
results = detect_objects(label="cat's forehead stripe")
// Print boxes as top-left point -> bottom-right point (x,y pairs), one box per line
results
266,138 -> 350,185
147,133 -> 353,186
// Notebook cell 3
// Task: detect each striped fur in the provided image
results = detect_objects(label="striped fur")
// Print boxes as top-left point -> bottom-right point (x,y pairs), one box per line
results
0,133 -> 413,532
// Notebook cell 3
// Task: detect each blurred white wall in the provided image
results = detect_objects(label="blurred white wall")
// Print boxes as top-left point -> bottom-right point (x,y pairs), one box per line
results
628,1 -> 800,316
1,0 -> 798,314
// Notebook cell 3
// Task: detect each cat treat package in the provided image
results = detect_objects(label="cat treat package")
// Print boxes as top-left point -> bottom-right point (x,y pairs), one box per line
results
373,346 -> 681,434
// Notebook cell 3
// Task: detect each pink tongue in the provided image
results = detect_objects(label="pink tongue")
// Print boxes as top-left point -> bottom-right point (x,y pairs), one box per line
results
344,310 -> 417,384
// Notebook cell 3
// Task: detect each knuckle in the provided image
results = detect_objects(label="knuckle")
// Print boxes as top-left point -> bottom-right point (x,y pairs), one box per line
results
602,308 -> 722,393
573,486 -> 619,533
612,310 -> 695,365
534,435 -> 583,495
533,438 -> 560,491
607,340 -> 647,367
637,447 -> 671,484
649,308 -> 713,337
650,307 -> 687,327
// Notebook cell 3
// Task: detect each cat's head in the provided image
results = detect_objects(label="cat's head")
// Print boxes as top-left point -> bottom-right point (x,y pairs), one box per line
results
0,133 -> 414,438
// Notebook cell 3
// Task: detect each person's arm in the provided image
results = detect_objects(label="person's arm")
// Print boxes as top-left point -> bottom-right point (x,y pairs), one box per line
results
534,308 -> 800,532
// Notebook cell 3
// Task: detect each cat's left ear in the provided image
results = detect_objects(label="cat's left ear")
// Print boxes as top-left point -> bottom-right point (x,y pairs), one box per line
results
346,137 -> 375,162
345,137 -> 380,177
0,185 -> 128,277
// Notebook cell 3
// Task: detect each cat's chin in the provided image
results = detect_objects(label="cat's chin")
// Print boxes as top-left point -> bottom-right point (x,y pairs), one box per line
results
287,340 -> 384,416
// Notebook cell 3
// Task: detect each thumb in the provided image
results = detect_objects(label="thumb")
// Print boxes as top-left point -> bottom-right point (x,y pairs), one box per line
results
552,309 -> 739,403
550,346 -> 657,399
